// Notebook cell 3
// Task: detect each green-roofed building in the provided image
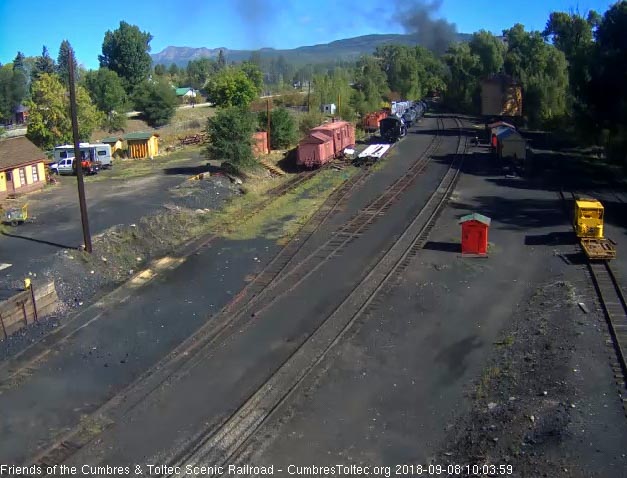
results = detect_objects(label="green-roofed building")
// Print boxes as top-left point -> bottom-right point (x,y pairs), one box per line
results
123,132 -> 159,159
100,136 -> 124,156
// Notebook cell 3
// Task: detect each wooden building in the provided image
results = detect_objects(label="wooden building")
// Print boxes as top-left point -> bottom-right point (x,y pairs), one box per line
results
0,137 -> 47,199
124,132 -> 159,159
100,136 -> 124,156
481,74 -> 522,117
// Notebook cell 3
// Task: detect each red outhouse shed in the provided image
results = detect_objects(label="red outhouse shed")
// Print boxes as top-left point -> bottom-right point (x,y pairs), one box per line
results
459,213 -> 491,256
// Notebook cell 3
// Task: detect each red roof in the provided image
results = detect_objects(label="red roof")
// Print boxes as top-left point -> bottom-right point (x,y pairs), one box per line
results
312,120 -> 350,131
302,132 -> 332,143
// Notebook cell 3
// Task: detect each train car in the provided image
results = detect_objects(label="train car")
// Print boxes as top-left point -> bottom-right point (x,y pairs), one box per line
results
297,120 -> 355,168
362,110 -> 388,132
574,197 -> 616,260
379,116 -> 407,143
402,109 -> 417,127
311,121 -> 355,156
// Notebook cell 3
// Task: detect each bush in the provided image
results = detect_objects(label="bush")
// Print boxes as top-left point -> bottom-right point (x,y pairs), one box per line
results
298,111 -> 324,137
258,107 -> 298,149
133,80 -> 178,127
206,106 -> 257,171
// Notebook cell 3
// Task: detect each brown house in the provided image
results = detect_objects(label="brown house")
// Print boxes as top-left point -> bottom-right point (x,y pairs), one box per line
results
0,137 -> 48,199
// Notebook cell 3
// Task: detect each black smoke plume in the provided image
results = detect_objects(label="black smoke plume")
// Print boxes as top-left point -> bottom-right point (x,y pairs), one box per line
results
394,0 -> 458,54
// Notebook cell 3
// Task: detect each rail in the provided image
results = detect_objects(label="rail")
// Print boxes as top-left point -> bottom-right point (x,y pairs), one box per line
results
558,189 -> 627,414
161,116 -> 465,476
27,117 -> 447,472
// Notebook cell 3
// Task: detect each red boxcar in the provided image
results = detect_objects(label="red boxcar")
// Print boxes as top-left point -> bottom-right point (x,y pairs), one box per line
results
297,120 -> 356,168
297,132 -> 335,168
311,121 -> 355,156
362,111 -> 389,131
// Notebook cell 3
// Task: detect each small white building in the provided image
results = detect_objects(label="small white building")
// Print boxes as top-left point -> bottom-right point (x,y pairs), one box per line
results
321,103 -> 337,115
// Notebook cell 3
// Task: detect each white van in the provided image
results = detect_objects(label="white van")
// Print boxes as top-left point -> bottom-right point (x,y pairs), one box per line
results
53,143 -> 112,169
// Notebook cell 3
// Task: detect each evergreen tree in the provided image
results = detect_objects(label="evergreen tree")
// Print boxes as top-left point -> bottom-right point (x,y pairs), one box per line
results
56,40 -> 77,85
217,50 -> 226,70
99,21 -> 153,93
13,52 -> 25,72
32,46 -> 56,82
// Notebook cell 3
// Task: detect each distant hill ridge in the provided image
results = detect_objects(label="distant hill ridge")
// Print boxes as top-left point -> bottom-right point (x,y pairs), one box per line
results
151,32 -> 471,67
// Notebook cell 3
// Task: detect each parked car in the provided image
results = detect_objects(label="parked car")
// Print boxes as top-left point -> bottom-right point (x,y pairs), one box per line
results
49,157 -> 100,175
53,143 -> 112,169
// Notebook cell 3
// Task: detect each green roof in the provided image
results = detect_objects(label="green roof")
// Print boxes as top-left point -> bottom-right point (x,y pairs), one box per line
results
124,132 -> 156,140
175,87 -> 192,96
459,213 -> 491,225
101,136 -> 122,143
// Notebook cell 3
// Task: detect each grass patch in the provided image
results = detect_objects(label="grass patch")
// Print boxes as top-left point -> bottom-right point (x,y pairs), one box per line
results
86,146 -> 204,182
216,168 -> 356,241
476,366 -> 502,400
494,335 -> 515,347
84,166 -> 357,281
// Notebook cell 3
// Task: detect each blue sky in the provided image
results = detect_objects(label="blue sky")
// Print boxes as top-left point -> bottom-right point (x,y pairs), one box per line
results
0,0 -> 616,69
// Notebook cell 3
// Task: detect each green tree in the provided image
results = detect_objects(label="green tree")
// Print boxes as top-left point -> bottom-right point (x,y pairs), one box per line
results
83,68 -> 127,113
168,63 -> 180,77
0,65 -> 14,121
133,79 -> 178,127
186,58 -> 217,90
13,52 -> 25,72
31,46 -> 55,82
26,73 -> 103,149
56,40 -> 77,85
99,21 -> 153,93
443,43 -> 480,112
154,64 -> 167,76
205,106 -> 257,170
543,11 -> 599,110
83,68 -> 128,131
217,50 -> 226,70
503,24 -> 570,127
240,61 -> 264,94
375,45 -> 420,99
258,107 -> 298,149
0,64 -> 28,122
352,55 -> 389,114
205,67 -> 257,107
587,1 -> 627,159
469,31 -> 506,77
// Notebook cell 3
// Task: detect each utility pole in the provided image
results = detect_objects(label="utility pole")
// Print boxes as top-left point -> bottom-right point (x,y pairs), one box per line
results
338,93 -> 341,119
68,49 -> 92,253
307,81 -> 311,113
266,98 -> 271,153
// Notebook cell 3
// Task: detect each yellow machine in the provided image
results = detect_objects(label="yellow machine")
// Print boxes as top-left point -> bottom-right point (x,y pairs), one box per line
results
574,197 -> 616,260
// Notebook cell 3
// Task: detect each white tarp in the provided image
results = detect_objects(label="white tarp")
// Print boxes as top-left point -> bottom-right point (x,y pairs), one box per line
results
358,144 -> 391,159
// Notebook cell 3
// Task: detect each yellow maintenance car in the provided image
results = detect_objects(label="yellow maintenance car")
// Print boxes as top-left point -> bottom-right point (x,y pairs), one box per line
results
574,197 -> 616,260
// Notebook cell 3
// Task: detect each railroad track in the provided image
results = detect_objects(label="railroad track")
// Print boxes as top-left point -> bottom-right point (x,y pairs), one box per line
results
558,190 -> 627,416
161,117 -> 466,477
28,118 -> 445,473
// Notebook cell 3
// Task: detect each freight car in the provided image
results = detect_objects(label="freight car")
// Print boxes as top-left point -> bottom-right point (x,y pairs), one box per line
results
379,116 -> 407,143
362,110 -> 389,133
297,120 -> 356,168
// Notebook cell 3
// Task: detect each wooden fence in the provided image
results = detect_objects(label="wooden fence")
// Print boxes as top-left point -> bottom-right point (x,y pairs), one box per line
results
0,281 -> 59,340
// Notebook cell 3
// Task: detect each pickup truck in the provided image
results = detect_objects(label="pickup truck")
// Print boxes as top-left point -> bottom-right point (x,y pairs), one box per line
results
49,157 -> 100,175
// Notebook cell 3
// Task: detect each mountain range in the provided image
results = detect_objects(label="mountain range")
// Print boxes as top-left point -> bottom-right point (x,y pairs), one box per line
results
151,32 -> 471,67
